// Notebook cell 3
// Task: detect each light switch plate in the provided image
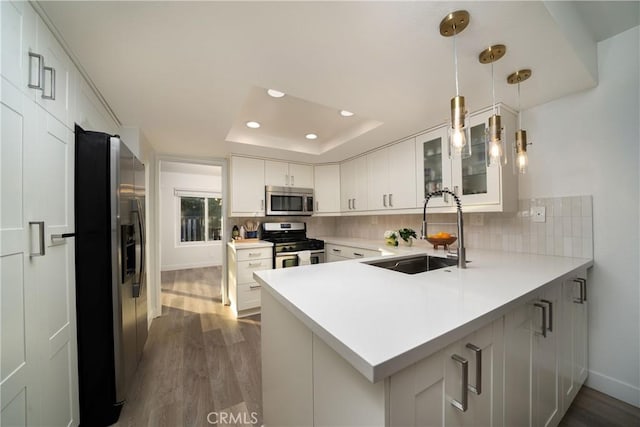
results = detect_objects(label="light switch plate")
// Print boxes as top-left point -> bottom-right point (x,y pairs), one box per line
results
532,206 -> 546,223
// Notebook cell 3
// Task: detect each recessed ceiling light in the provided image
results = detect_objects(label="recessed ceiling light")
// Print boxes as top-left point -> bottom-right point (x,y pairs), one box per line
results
305,133 -> 318,140
267,89 -> 285,98
340,110 -> 355,117
246,121 -> 261,129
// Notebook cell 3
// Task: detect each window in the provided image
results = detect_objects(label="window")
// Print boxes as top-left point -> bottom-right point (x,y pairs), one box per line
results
177,190 -> 222,243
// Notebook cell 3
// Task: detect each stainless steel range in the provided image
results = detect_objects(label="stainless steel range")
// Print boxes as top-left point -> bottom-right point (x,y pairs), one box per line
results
261,222 -> 325,269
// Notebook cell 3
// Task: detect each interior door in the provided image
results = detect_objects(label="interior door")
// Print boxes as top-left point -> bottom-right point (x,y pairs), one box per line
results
32,106 -> 79,427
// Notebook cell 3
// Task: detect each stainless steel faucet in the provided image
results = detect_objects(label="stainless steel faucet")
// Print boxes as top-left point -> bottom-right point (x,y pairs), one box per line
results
421,190 -> 467,269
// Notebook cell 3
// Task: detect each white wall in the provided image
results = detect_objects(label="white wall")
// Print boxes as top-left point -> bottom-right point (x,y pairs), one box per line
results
160,164 -> 223,271
519,26 -> 639,406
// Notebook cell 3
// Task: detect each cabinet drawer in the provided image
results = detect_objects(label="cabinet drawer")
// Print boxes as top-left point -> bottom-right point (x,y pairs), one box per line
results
237,282 -> 262,311
236,247 -> 272,261
326,244 -> 380,259
237,259 -> 272,283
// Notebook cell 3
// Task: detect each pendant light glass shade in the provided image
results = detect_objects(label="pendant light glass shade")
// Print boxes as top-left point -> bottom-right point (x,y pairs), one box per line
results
507,69 -> 533,175
440,11 -> 471,159
479,45 -> 507,167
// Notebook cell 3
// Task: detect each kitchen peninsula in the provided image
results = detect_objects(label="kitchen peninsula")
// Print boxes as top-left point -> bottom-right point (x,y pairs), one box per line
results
254,243 -> 592,426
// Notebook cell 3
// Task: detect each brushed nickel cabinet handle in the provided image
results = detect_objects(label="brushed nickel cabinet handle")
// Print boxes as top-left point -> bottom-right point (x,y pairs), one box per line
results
540,299 -> 553,332
29,221 -> 46,257
443,187 -> 449,203
451,354 -> 469,412
534,303 -> 548,338
466,343 -> 482,395
383,194 -> 387,207
572,279 -> 585,304
248,262 -> 262,267
353,252 -> 364,257
332,248 -> 342,253
41,66 -> 55,100
575,278 -> 587,302
28,52 -> 44,90
260,199 -> 264,211
389,193 -> 393,207
291,175 -> 295,186
353,198 -> 356,210
249,284 -> 261,289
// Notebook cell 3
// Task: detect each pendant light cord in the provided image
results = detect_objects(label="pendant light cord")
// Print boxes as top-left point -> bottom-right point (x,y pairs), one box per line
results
518,82 -> 522,129
453,31 -> 460,96
491,62 -> 496,115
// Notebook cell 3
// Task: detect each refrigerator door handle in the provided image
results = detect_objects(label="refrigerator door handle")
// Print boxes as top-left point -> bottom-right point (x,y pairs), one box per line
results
132,199 -> 145,298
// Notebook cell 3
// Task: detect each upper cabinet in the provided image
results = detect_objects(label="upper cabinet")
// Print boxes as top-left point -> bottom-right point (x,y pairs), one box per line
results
340,156 -> 368,212
265,160 -> 313,188
230,156 -> 265,217
313,164 -> 340,214
1,0 -> 37,99
367,138 -> 417,210
417,104 -> 518,212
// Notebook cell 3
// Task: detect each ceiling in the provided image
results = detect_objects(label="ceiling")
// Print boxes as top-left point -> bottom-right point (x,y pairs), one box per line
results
39,1 -> 639,163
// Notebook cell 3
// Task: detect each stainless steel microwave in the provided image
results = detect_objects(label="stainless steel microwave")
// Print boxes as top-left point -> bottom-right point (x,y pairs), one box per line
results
265,186 -> 314,216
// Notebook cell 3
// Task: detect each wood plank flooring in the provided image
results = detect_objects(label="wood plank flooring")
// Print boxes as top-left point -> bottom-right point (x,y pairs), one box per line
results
113,267 -> 640,427
114,267 -> 262,427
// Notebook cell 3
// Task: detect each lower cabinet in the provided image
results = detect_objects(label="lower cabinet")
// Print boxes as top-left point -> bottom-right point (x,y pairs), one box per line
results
227,244 -> 273,317
389,318 -> 504,427
325,243 -> 381,262
262,269 -> 589,427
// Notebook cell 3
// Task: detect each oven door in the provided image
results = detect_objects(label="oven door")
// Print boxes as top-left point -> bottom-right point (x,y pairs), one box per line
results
275,251 -> 325,269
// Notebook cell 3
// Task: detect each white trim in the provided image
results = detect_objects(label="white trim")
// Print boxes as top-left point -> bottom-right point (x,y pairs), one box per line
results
161,261 -> 220,272
586,369 -> 640,407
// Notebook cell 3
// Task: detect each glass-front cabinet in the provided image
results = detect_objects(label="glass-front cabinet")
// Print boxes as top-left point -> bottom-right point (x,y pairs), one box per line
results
417,105 -> 518,212
415,126 -> 452,208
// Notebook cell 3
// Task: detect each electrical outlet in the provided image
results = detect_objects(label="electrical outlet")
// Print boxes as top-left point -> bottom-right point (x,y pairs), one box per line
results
532,206 -> 546,223
470,214 -> 484,226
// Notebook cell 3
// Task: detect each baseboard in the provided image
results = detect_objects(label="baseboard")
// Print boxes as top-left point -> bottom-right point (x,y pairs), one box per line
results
586,369 -> 640,407
161,262 -> 220,272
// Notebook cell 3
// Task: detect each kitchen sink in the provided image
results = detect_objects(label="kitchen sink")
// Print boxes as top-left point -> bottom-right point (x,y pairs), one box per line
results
363,254 -> 460,274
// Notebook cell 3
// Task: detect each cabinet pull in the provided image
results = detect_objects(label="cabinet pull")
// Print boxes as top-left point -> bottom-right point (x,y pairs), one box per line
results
249,284 -> 261,289
353,252 -> 364,257
28,52 -> 44,90
389,193 -> 393,207
41,66 -> 55,100
443,187 -> 449,203
248,262 -> 262,267
261,199 -> 264,211
572,279 -> 585,304
534,303 -> 548,338
383,194 -> 387,207
29,221 -> 46,257
347,199 -> 352,210
316,201 -> 319,211
466,343 -> 482,395
539,299 -> 553,332
454,185 -> 460,197
451,354 -> 469,412
332,248 -> 342,253
248,252 -> 261,257
353,198 -> 356,210
291,175 -> 295,186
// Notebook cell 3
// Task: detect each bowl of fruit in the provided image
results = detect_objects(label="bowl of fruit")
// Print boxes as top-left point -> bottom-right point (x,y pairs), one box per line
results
426,232 -> 457,250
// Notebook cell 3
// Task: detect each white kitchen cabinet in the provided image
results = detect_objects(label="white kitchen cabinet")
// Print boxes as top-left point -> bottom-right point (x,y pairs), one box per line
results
340,156 -> 368,212
367,138 -> 417,210
415,125 -> 453,208
560,270 -> 588,410
324,243 -> 380,262
389,318 -> 504,427
230,156 -> 265,217
1,0 -> 38,99
265,160 -> 313,188
417,105 -> 518,213
504,283 -> 561,427
227,243 -> 273,317
313,164 -> 341,214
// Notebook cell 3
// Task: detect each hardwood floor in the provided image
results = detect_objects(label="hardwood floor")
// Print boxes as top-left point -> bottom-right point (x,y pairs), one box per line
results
559,386 -> 640,427
114,267 -> 262,427
114,267 -> 640,427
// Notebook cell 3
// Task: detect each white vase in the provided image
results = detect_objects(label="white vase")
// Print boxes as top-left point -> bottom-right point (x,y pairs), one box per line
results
402,238 -> 413,247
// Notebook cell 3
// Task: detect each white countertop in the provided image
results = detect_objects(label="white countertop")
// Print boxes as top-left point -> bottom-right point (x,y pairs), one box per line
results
227,240 -> 273,251
254,239 -> 592,383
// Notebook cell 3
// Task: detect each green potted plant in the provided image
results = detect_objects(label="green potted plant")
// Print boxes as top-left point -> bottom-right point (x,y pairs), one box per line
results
384,230 -> 398,246
398,228 -> 417,246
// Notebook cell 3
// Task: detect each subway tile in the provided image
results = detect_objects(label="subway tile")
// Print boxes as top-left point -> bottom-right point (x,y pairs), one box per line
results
572,217 -> 582,237
571,197 -> 582,218
572,237 -> 583,258
582,217 -> 593,238
554,237 -> 564,256
583,238 -> 593,258
562,197 -> 572,217
581,196 -> 592,217
563,217 -> 572,237
563,237 -> 573,256
554,198 -> 563,217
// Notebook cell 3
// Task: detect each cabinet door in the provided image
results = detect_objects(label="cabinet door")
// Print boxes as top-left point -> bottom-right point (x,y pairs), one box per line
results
561,273 -> 588,408
353,156 -> 368,211
416,127 -> 452,208
230,156 -> 265,216
314,165 -> 340,213
367,149 -> 389,210
340,159 -> 355,211
265,160 -> 289,187
36,17 -> 74,129
451,113 -> 500,206
1,0 -> 37,99
389,349 -> 446,426
388,138 -> 417,209
288,163 -> 313,188
533,285 -> 561,427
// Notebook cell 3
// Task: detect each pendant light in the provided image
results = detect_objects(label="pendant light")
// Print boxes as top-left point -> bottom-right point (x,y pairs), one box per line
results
479,44 -> 507,167
440,10 -> 471,159
507,69 -> 532,174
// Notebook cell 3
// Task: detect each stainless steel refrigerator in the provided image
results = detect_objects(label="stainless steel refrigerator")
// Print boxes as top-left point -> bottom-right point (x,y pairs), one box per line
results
74,125 -> 147,426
